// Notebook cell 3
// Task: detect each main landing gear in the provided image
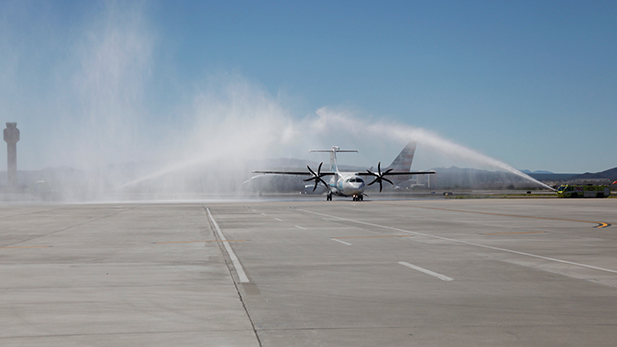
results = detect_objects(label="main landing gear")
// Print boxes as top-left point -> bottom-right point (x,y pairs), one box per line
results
326,193 -> 364,201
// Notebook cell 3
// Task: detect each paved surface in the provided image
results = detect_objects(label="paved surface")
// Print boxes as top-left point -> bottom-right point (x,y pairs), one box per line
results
1,198 -> 617,346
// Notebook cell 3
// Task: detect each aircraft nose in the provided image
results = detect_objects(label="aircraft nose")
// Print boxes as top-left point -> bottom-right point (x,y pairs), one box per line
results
350,182 -> 364,193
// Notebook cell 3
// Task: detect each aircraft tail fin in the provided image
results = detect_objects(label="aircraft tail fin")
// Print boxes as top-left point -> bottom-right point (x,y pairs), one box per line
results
310,146 -> 358,173
385,141 -> 417,172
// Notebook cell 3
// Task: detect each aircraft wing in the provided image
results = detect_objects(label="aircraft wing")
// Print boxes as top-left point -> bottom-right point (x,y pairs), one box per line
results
252,170 -> 336,176
357,169 -> 435,192
356,170 -> 435,176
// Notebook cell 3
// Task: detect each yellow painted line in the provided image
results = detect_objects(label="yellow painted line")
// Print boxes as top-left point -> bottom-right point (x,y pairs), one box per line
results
154,240 -> 247,244
482,231 -> 546,235
380,203 -> 612,229
0,245 -> 51,249
333,235 -> 413,239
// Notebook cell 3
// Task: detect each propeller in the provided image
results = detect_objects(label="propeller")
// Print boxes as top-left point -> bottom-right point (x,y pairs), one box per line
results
366,162 -> 394,192
304,162 -> 329,191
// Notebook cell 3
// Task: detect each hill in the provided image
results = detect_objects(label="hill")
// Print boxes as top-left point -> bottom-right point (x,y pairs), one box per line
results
570,167 -> 617,182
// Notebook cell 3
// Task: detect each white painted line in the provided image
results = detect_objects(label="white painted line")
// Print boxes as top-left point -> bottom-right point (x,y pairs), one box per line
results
275,218 -> 283,222
294,225 -> 307,230
331,238 -> 352,246
298,208 -> 617,276
399,261 -> 453,281
206,208 -> 250,283
261,213 -> 268,216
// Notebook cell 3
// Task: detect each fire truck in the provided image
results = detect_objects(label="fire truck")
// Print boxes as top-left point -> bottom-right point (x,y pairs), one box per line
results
556,184 -> 610,198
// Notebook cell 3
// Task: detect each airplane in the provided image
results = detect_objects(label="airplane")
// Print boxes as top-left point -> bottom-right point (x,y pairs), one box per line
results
252,142 -> 435,201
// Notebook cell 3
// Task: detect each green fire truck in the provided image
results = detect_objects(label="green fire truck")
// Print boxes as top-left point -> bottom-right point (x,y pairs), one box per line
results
556,184 -> 610,198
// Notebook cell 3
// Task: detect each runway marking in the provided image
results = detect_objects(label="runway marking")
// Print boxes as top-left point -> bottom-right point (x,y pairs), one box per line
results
154,240 -> 247,244
294,225 -> 307,230
380,203 -> 612,229
399,262 -> 454,281
261,213 -> 268,216
274,218 -> 283,222
206,208 -> 250,283
298,208 -> 617,275
482,231 -> 545,235
333,235 -> 413,239
0,245 -> 51,249
331,238 -> 352,246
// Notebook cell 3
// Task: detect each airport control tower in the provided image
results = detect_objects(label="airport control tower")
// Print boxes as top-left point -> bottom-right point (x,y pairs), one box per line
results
4,122 -> 20,191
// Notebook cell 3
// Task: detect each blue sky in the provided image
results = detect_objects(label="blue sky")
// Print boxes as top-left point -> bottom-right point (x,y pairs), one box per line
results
1,0 -> 616,173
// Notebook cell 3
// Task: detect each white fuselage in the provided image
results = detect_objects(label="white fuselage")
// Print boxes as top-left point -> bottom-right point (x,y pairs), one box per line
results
329,173 -> 365,197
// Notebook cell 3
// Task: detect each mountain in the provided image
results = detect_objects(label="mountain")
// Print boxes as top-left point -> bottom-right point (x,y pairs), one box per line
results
527,172 -> 578,181
519,170 -> 577,181
430,167 -> 544,189
521,169 -> 554,174
571,167 -> 617,181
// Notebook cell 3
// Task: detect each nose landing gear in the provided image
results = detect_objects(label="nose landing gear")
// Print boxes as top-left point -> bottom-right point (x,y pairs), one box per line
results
352,195 -> 364,201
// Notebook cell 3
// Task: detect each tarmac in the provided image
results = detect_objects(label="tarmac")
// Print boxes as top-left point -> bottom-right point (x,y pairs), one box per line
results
1,197 -> 617,346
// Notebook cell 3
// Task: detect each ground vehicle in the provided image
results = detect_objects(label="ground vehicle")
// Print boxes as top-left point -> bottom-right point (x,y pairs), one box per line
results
557,184 -> 610,198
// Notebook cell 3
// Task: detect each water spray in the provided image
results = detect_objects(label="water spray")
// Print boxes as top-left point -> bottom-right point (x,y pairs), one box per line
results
2,2 -> 558,201
314,108 -> 557,191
